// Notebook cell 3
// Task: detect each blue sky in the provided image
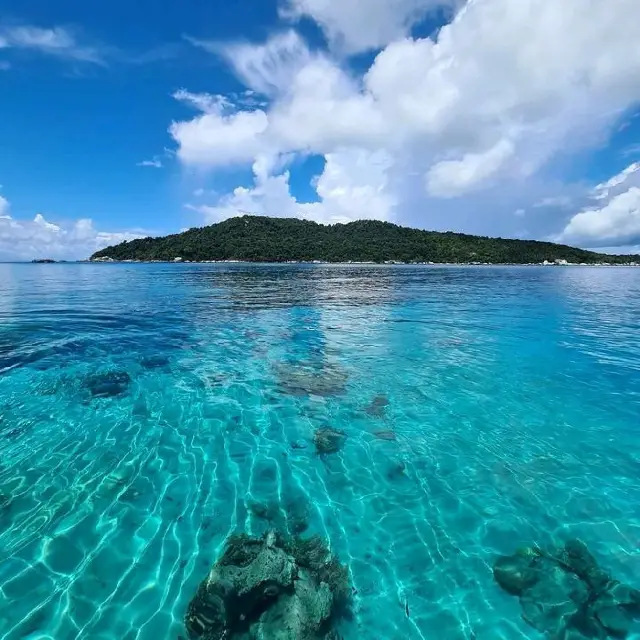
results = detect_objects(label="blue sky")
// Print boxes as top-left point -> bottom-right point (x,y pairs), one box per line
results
1,0 -> 640,259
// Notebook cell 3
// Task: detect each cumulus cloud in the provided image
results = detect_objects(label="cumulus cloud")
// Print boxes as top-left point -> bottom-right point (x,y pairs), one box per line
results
0,197 -> 143,260
173,0 -> 640,235
592,162 -> 640,201
562,189 -> 640,247
170,89 -> 268,167
426,139 -> 515,197
0,25 -> 106,64
187,149 -> 397,225
560,162 -> 640,247
280,0 -> 458,54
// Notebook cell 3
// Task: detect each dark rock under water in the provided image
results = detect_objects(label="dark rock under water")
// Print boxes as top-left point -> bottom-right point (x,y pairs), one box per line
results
275,362 -> 348,398
184,531 -> 350,639
139,354 -> 171,369
314,428 -> 347,455
373,430 -> 396,441
364,394 -> 389,418
83,370 -> 131,398
494,540 -> 640,638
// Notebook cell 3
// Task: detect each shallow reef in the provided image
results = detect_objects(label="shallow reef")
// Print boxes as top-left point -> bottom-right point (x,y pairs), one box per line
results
184,531 -> 350,640
494,539 -> 640,638
313,428 -> 347,455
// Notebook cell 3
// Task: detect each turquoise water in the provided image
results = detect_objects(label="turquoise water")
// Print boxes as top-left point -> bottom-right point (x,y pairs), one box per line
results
1,263 -> 639,639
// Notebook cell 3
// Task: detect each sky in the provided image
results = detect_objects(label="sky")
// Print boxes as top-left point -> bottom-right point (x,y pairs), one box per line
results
1,0 -> 640,260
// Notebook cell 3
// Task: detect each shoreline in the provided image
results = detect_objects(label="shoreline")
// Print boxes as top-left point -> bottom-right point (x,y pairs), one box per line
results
16,259 -> 640,267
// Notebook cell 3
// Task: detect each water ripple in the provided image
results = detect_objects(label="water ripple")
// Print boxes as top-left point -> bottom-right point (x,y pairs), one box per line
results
0,264 -> 639,639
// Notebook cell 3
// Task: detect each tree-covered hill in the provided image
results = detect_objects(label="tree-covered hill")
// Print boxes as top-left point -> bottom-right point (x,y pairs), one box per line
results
90,216 -> 638,265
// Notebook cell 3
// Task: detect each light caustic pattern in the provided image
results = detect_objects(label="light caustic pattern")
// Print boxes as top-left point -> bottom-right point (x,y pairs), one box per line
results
0,264 -> 639,639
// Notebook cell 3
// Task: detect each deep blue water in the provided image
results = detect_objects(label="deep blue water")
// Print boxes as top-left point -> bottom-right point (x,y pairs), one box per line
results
0,263 -> 639,640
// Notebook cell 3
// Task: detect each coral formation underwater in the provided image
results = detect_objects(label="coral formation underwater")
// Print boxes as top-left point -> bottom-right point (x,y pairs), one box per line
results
184,531 -> 350,640
494,539 -> 640,638
313,429 -> 347,455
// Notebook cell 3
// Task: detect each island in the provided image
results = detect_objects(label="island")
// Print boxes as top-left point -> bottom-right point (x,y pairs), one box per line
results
90,215 -> 639,265
31,259 -> 57,263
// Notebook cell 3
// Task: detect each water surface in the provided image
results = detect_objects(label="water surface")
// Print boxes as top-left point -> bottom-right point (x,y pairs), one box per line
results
1,263 -> 639,639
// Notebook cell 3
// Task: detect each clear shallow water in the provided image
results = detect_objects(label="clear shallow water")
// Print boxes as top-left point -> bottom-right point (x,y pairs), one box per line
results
0,263 -> 639,640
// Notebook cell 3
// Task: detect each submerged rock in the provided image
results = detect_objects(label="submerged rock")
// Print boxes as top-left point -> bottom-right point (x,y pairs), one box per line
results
255,571 -> 333,640
313,429 -> 347,455
594,604 -> 633,638
520,561 -> 588,634
275,363 -> 348,398
372,430 -> 396,442
364,394 -> 389,418
140,354 -> 170,369
494,540 -> 640,639
386,458 -> 407,481
557,539 -> 611,594
84,370 -> 131,398
184,531 -> 350,639
493,548 -> 541,595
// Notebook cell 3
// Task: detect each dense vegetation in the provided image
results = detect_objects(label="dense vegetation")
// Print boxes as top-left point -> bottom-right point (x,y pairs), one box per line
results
91,216 -> 638,264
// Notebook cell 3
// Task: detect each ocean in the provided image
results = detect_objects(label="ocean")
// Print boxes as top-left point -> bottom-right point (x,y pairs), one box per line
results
0,263 -> 639,639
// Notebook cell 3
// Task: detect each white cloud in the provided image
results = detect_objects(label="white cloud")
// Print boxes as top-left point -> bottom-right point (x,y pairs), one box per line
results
0,25 -> 105,64
136,147 -> 175,169
0,197 -> 143,260
425,139 -> 514,197
172,89 -> 232,114
560,161 -> 640,246
280,0 -> 458,54
136,159 -> 163,168
187,149 -> 397,225
219,30 -> 312,97
33,212 -> 61,232
592,162 -> 640,201
170,89 -> 268,167
586,244 -> 640,256
561,188 -> 640,247
174,0 -> 640,234
312,148 -> 398,221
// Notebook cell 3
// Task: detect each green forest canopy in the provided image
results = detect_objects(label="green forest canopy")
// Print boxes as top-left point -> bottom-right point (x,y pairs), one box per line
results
91,216 -> 639,265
